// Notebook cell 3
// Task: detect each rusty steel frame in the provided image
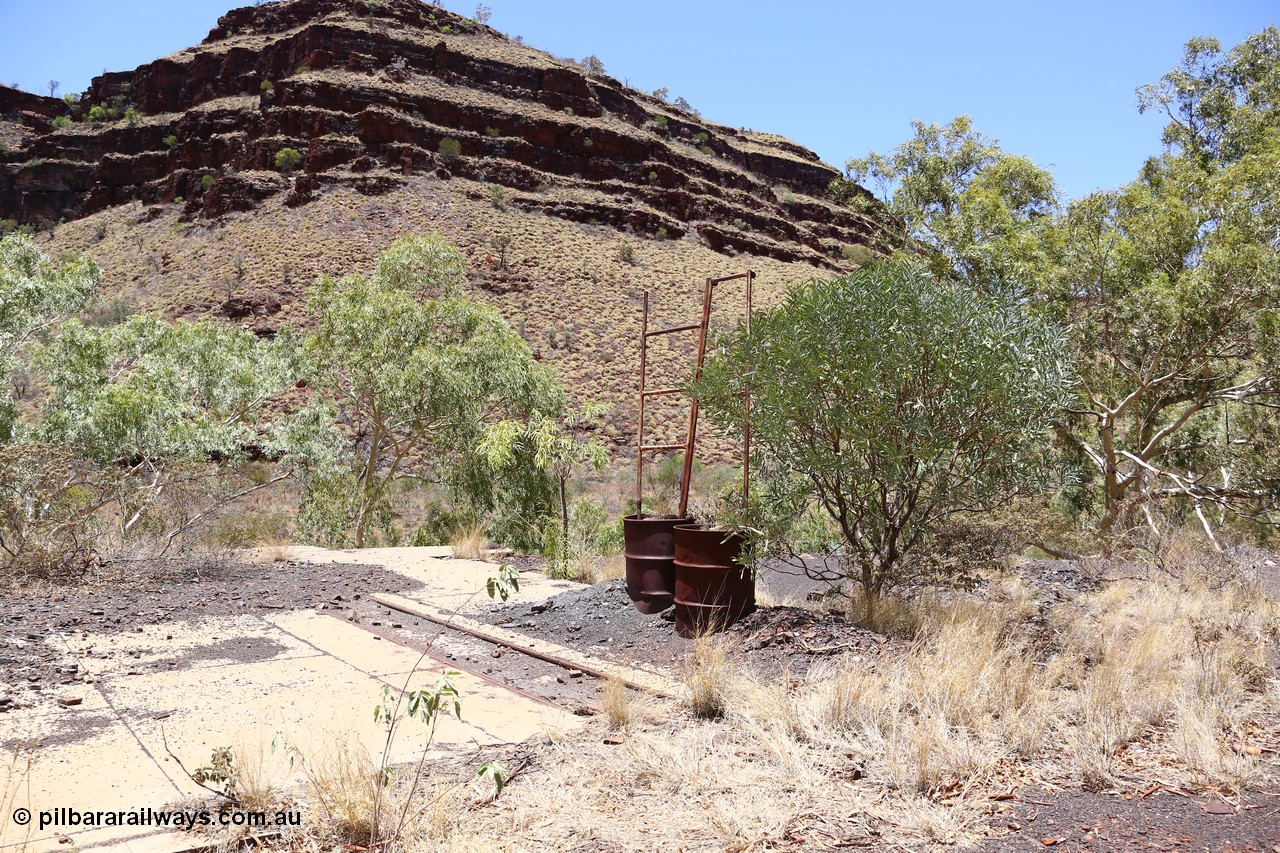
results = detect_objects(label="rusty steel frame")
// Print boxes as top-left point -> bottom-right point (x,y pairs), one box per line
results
634,291 -> 704,517
678,271 -> 754,519
635,273 -> 755,519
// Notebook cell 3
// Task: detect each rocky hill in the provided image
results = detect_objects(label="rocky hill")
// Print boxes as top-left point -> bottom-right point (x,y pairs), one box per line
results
0,0 -> 895,444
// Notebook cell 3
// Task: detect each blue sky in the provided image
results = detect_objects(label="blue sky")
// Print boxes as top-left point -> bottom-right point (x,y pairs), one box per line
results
1,0 -> 1274,199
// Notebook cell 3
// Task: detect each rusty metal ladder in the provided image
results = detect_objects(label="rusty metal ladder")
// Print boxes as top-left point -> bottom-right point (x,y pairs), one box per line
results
634,271 -> 754,519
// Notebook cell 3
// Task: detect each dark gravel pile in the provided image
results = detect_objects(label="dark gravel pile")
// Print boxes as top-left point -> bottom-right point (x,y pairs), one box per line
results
477,579 -> 898,680
478,579 -> 688,671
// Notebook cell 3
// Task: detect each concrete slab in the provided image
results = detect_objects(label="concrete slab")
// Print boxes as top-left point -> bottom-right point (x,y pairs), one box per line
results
265,609 -> 427,676
3,546 -> 605,853
1,710 -> 180,852
269,545 -> 582,613
61,615 -> 321,681
2,610 -> 580,853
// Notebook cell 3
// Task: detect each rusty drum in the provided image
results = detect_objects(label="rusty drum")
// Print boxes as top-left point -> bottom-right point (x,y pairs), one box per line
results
622,514 -> 693,614
672,524 -> 755,638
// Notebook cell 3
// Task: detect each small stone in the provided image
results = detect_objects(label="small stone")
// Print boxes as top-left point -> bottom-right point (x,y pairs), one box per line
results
58,696 -> 83,707
568,670 -> 584,679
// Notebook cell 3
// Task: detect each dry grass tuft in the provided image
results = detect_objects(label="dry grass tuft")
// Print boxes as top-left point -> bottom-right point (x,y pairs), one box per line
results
449,525 -> 488,561
601,675 -> 636,730
231,742 -> 279,813
575,555 -> 625,585
683,633 -> 732,719
298,740 -> 396,846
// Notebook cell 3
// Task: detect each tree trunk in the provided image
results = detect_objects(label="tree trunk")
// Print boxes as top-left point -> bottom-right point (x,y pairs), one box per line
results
560,475 -> 569,541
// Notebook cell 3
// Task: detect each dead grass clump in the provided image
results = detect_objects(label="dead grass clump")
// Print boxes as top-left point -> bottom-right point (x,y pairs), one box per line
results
297,740 -> 396,846
574,555 -> 625,585
1051,552 -> 1279,790
450,524 -> 488,561
601,675 -> 636,729
231,742 -> 279,813
682,633 -> 732,719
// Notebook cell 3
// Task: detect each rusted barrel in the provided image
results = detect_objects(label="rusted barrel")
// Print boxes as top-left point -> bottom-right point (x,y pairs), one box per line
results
673,524 -> 755,638
622,515 -> 692,614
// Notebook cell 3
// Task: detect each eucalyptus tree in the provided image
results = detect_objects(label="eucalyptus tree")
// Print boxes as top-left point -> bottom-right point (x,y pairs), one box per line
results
0,233 -> 100,442
846,115 -> 1059,295
1044,28 -> 1280,540
303,234 -> 561,548
36,314 -> 329,553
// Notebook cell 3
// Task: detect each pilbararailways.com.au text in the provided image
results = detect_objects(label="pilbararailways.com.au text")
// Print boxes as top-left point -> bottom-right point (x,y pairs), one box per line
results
23,807 -> 301,831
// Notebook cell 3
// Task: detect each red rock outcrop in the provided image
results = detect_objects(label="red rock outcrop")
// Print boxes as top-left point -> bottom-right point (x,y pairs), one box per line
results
0,0 -> 892,265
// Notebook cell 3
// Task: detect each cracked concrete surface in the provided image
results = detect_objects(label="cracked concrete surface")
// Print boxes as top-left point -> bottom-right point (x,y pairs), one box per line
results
1,547 -> 584,852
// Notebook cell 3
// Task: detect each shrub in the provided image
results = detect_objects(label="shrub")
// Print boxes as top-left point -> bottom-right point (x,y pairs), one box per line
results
87,104 -> 121,122
437,137 -> 462,165
693,259 -> 1073,613
260,80 -> 274,92
841,244 -> 877,266
274,147 -> 303,173
201,174 -> 214,191
51,115 -> 72,129
542,497 -> 622,580
615,244 -> 635,265
82,297 -> 135,327
123,107 -> 139,125
162,134 -> 178,149
655,226 -> 669,240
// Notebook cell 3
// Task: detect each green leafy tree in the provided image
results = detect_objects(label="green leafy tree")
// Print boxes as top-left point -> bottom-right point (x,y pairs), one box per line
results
847,115 -> 1058,294
1044,28 -> 1280,540
303,234 -> 562,548
482,402 -> 611,574
437,137 -> 462,166
36,314 -> 330,551
693,260 -> 1072,612
0,233 -> 100,442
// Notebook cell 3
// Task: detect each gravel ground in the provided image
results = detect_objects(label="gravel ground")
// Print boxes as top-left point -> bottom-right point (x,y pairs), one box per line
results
4,550 -> 1278,850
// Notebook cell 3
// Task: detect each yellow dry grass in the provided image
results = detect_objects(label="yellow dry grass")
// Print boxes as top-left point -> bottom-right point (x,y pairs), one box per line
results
449,524 -> 488,561
329,548 -> 1278,851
